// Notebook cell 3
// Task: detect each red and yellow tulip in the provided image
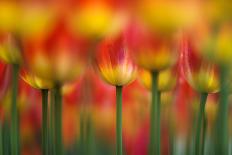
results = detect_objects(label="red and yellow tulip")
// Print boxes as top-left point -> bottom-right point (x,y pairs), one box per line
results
180,35 -> 219,93
126,21 -> 178,71
94,34 -> 137,86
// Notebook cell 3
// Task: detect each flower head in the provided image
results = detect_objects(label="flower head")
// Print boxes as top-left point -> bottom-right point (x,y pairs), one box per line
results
126,21 -> 178,71
181,35 -> 219,93
0,33 -> 22,64
20,68 -> 53,90
94,34 -> 137,86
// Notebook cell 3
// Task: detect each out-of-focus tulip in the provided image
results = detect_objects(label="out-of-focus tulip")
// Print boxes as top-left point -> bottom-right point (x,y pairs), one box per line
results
22,20 -> 89,83
139,68 -> 177,92
20,68 -> 53,90
126,21 -> 178,71
68,0 -> 127,39
0,33 -> 22,64
94,34 -> 137,86
135,0 -> 201,34
181,35 -> 219,93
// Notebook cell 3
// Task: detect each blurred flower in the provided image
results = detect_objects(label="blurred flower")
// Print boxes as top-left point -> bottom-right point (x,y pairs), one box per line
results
94,34 -> 137,86
20,68 -> 53,90
180,35 -> 219,93
135,0 -> 201,34
68,0 -> 128,39
22,20 -> 89,83
139,67 -> 177,92
126,21 -> 178,71
0,33 -> 22,64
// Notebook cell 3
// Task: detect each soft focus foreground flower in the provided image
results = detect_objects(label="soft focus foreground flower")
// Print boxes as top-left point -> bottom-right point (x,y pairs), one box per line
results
94,35 -> 137,86
0,33 -> 22,64
22,20 -> 89,83
135,0 -> 201,34
126,21 -> 178,71
189,23 -> 232,66
20,68 -> 53,90
181,35 -> 219,93
68,0 -> 128,39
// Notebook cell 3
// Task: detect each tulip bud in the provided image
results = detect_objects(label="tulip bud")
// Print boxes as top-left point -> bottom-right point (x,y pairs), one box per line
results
94,34 -> 137,86
20,68 -> 53,90
181,35 -> 219,93
0,33 -> 22,64
126,21 -> 178,71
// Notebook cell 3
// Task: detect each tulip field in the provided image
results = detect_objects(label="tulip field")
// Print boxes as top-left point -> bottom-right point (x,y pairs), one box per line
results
0,0 -> 232,155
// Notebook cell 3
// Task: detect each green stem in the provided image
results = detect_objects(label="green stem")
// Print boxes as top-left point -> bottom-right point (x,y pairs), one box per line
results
116,86 -> 123,155
3,120 -> 10,155
54,84 -> 63,155
41,89 -> 49,155
0,123 -> 3,155
11,64 -> 19,155
80,108 -> 85,155
216,66 -> 229,155
149,71 -> 160,155
49,90 -> 55,155
195,93 -> 208,155
201,112 -> 207,155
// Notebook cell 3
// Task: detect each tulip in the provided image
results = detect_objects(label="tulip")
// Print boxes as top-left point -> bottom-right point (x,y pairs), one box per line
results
186,22 -> 232,154
20,68 -> 53,155
126,21 -> 178,155
180,35 -> 219,155
22,19 -> 89,155
68,0 -> 127,39
94,34 -> 137,155
0,32 -> 22,155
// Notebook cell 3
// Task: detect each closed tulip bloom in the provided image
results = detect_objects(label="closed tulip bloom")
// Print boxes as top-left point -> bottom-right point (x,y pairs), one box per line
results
94,35 -> 137,86
22,20 -> 89,83
0,33 -> 22,64
139,68 -> 177,92
20,68 -> 53,90
126,21 -> 178,71
181,36 -> 219,93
